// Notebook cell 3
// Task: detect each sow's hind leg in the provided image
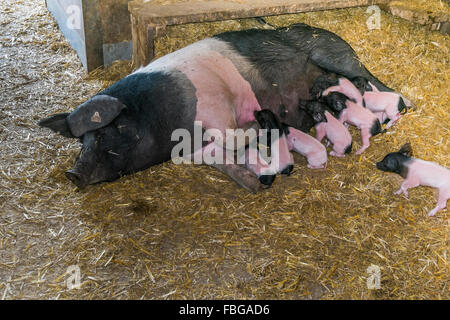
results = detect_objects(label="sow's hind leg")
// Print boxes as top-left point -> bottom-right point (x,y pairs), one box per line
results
310,48 -> 392,92
305,32 -> 413,107
287,24 -> 393,92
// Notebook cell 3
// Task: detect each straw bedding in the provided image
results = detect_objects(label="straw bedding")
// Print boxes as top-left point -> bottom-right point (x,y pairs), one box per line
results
0,0 -> 448,299
389,0 -> 449,15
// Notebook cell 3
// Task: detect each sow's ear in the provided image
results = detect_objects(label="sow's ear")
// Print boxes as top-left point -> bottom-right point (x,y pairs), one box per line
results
38,112 -> 74,138
65,95 -> 126,137
39,95 -> 126,138
398,143 -> 413,157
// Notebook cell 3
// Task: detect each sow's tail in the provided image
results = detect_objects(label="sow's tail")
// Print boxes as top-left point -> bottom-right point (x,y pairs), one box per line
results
255,17 -> 277,29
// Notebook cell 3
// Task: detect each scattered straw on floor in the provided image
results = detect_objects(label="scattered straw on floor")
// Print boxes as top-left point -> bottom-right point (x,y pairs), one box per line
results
389,0 -> 450,16
0,0 -> 448,299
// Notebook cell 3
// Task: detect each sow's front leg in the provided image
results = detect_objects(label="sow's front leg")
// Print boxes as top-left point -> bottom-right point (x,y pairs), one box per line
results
188,141 -> 263,193
211,162 -> 263,194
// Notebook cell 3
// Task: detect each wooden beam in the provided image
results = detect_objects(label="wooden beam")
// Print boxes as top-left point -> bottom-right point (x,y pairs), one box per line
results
129,0 -> 390,67
129,0 -> 390,26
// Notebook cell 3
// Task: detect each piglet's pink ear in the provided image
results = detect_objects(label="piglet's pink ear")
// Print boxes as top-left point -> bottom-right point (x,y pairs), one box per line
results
399,143 -> 413,157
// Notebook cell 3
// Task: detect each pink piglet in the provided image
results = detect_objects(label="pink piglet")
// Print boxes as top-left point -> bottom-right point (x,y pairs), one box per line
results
377,143 -> 450,217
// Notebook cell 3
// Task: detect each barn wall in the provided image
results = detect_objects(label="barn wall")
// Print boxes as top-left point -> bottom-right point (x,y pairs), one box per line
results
46,0 -> 87,67
46,0 -> 133,71
98,0 -> 133,67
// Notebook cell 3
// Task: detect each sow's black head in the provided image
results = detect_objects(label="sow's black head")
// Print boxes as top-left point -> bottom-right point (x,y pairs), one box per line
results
310,75 -> 337,98
351,76 -> 372,95
39,95 -> 133,189
376,143 -> 413,178
299,100 -> 327,124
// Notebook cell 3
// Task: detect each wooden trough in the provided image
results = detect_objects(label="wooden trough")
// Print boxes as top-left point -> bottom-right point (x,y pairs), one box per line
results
129,0 -> 390,67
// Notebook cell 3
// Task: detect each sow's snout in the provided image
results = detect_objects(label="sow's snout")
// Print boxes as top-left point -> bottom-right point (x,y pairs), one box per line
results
65,150 -> 120,189
65,170 -> 89,189
64,131 -> 116,189
65,145 -> 97,189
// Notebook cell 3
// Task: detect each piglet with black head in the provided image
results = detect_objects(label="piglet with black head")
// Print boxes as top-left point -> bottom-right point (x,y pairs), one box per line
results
351,77 -> 408,129
377,143 -> 450,217
325,92 -> 383,155
351,76 -> 373,96
281,121 -> 327,170
301,100 -> 352,157
310,74 -> 338,99
254,109 -> 294,177
319,76 -> 366,107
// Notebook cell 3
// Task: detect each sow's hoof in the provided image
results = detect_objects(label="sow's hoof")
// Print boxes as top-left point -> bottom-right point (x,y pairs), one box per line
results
211,163 -> 265,193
